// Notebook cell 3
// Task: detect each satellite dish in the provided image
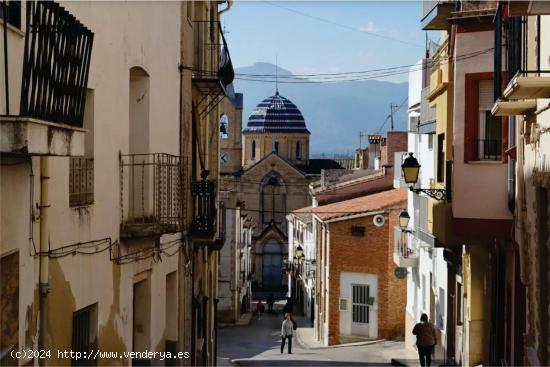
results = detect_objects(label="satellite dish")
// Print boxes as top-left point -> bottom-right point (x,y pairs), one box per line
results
373,214 -> 386,227
394,267 -> 408,279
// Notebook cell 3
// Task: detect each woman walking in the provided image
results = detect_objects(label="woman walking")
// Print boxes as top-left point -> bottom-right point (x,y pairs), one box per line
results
412,313 -> 437,367
280,313 -> 294,354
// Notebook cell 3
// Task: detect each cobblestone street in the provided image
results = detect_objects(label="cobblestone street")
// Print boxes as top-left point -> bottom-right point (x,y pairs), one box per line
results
217,304 -> 419,366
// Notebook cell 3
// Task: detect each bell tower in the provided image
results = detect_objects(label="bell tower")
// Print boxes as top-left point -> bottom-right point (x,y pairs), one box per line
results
219,93 -> 244,173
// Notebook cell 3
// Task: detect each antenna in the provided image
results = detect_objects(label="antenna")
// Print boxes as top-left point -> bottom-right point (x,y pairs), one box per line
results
389,104 -> 395,132
275,54 -> 279,95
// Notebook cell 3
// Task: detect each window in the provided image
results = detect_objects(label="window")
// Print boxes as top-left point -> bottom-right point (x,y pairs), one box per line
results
296,141 -> 301,160
352,285 -> 370,324
437,287 -> 445,330
464,73 -> 503,162
273,141 -> 279,154
251,140 -> 256,160
422,274 -> 426,312
351,226 -> 365,237
0,1 -> 21,29
456,280 -> 463,326
72,304 -> 98,366
477,111 -> 502,160
260,172 -> 286,225
437,133 -> 445,183
220,113 -> 228,139
1,251 -> 18,353
70,89 -> 94,207
428,134 -> 434,151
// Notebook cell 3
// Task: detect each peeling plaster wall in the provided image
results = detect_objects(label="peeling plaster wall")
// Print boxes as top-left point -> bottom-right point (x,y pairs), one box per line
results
1,2 -> 184,365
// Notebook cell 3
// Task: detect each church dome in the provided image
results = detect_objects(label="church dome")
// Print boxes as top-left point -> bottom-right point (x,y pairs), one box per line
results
243,91 -> 310,134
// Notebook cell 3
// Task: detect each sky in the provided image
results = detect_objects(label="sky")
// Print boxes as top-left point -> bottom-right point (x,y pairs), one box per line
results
222,1 -> 430,82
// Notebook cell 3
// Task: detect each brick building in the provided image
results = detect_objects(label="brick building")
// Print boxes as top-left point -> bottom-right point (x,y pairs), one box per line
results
301,188 -> 407,346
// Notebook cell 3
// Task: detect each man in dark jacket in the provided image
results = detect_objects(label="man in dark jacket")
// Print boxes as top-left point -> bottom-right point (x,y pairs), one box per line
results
412,313 -> 437,367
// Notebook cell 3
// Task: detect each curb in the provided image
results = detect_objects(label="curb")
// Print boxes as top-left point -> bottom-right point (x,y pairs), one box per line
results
296,329 -> 386,350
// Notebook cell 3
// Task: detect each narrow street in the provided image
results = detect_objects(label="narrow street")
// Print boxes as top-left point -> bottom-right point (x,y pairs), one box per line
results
218,303 -> 416,366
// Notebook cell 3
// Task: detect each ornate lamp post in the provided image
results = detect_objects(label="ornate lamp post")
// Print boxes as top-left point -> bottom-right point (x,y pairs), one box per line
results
401,153 -> 447,201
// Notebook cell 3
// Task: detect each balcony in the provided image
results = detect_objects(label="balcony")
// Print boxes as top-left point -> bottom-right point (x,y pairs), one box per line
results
393,227 -> 419,268
491,99 -> 537,117
192,20 -> 235,118
419,86 -> 436,134
508,1 -> 550,16
0,116 -> 86,156
421,1 -> 455,30
119,153 -> 185,239
503,72 -> 550,100
190,174 -> 225,250
1,2 -> 93,157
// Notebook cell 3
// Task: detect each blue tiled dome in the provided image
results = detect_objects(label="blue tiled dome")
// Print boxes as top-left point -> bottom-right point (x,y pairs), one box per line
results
243,91 -> 310,134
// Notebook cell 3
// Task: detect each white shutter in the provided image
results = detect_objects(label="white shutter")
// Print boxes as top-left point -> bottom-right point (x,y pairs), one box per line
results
478,80 -> 494,110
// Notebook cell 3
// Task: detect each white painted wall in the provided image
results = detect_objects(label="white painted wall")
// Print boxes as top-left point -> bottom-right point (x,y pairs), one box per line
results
404,58 -> 448,354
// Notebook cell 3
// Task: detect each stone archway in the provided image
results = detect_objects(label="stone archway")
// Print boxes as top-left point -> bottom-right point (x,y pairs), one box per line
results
262,239 -> 282,289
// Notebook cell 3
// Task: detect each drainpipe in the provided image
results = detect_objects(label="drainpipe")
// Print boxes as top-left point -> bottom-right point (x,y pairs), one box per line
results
38,157 -> 50,365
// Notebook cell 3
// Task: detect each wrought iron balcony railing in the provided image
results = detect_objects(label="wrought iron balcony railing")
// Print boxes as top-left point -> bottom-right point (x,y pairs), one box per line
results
119,153 -> 186,238
191,20 -> 235,118
17,1 -> 94,127
190,174 -> 226,249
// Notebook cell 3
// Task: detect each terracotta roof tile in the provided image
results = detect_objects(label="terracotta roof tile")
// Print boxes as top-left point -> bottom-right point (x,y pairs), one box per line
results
311,188 -> 406,221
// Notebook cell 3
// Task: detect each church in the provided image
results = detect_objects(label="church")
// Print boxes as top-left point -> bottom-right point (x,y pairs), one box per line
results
219,89 -> 344,303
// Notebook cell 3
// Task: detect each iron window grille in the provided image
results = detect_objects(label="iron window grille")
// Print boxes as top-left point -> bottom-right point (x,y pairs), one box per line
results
18,1 -> 94,127
69,157 -> 94,207
120,153 -> 185,237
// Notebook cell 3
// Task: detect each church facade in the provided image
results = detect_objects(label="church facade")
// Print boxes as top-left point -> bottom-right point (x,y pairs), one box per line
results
219,91 -> 343,297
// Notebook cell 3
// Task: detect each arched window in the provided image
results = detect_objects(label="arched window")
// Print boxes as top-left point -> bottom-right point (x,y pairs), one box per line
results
273,141 -> 279,154
296,141 -> 301,160
251,140 -> 256,160
219,113 -> 229,139
260,171 -> 286,226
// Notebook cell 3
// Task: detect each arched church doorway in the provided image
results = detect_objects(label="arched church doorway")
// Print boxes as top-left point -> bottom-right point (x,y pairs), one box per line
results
262,239 -> 282,289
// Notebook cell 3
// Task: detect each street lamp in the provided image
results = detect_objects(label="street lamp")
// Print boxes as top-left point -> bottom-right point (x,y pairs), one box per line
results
401,153 -> 420,185
399,210 -> 410,230
401,152 -> 447,201
295,245 -> 304,259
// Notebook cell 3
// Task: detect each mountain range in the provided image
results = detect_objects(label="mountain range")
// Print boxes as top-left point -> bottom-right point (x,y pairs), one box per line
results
233,62 -> 409,156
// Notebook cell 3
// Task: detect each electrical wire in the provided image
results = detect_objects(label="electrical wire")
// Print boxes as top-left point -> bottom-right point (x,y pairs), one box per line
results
233,48 -> 494,84
264,1 -> 424,48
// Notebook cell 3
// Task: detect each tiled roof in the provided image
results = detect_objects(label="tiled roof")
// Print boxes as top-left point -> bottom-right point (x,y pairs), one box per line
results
310,188 -> 406,222
295,159 -> 345,175
243,91 -> 310,134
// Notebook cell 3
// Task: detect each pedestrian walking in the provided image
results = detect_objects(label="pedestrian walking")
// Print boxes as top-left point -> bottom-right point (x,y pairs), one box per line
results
256,299 -> 265,320
412,313 -> 437,367
267,293 -> 275,313
280,313 -> 294,354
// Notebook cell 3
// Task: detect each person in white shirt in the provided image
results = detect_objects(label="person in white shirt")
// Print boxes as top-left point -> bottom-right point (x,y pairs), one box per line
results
281,313 -> 294,354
